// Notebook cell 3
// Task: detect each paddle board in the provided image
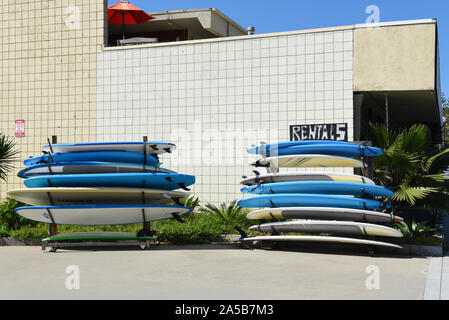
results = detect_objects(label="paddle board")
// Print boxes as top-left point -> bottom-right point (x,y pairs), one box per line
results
23,173 -> 195,191
241,172 -> 375,186
246,207 -> 403,223
43,141 -> 176,155
15,204 -> 191,225
237,194 -> 389,210
241,235 -> 402,249
7,188 -> 186,206
42,232 -> 157,242
251,155 -> 363,168
248,141 -> 382,158
241,181 -> 394,197
249,220 -> 403,237
24,150 -> 160,167
18,162 -> 174,178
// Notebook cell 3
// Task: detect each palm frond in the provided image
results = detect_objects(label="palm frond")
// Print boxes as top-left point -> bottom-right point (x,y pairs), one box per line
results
391,187 -> 436,206
369,122 -> 397,149
414,192 -> 449,213
425,147 -> 449,174
396,124 -> 431,154
0,134 -> 19,182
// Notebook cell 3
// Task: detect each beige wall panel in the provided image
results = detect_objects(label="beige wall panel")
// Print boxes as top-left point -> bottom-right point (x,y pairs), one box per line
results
354,23 -> 436,91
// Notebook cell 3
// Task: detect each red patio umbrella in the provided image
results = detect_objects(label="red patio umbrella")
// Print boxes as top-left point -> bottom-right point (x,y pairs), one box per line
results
108,1 -> 155,40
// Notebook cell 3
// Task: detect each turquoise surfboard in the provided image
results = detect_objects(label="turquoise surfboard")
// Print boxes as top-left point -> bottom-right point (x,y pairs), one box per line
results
237,194 -> 389,210
24,150 -> 160,167
24,173 -> 195,191
248,141 -> 382,158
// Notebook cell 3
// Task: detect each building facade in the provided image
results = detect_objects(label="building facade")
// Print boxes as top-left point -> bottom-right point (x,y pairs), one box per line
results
0,1 -> 442,204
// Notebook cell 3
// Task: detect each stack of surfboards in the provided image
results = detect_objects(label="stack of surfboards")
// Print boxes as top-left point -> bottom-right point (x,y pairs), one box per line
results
7,141 -> 196,243
237,140 -> 403,250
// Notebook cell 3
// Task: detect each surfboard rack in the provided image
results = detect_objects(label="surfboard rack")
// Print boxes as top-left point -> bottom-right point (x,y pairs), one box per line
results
142,136 -> 148,171
42,239 -> 157,252
171,212 -> 185,223
235,226 -> 248,240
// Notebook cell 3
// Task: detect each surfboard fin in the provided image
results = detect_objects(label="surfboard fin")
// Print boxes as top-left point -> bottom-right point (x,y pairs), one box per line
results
171,212 -> 185,223
150,144 -> 159,151
253,170 -> 260,176
253,160 -> 270,168
163,148 -> 171,153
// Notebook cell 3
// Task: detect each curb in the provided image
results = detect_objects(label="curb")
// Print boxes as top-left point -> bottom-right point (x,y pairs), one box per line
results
0,237 -> 42,246
0,236 -> 443,256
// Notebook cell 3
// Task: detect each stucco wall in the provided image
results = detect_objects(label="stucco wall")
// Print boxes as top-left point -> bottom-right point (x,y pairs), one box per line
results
354,22 -> 436,91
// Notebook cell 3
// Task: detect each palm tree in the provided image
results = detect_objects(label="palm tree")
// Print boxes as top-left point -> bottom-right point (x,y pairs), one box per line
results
369,123 -> 449,214
0,134 -> 18,182
199,200 -> 250,237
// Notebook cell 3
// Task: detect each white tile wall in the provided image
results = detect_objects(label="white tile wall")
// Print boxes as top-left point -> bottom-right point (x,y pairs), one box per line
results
97,30 -> 354,204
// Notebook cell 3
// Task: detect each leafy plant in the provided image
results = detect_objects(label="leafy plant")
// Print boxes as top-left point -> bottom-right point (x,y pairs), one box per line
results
370,123 -> 449,213
199,200 -> 251,237
0,134 -> 19,181
0,199 -> 35,230
200,200 -> 248,224
395,219 -> 436,239
180,194 -> 200,211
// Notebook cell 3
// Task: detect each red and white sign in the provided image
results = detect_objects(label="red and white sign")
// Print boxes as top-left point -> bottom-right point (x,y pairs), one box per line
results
14,119 -> 25,137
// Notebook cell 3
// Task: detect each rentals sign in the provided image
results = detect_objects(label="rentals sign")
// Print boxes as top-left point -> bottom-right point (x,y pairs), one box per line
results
290,123 -> 348,141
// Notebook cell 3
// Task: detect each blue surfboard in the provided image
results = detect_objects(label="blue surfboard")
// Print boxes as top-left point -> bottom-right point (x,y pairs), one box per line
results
241,181 -> 394,197
248,141 -> 382,158
18,161 -> 175,178
247,140 -> 349,155
237,194 -> 388,210
24,173 -> 195,191
24,150 -> 160,167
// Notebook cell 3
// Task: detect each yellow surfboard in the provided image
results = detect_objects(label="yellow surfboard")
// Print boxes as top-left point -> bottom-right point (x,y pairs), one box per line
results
250,154 -> 363,168
7,188 -> 186,206
246,207 -> 403,223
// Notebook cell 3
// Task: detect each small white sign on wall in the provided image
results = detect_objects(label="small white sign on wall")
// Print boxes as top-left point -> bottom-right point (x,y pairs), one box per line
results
14,119 -> 25,137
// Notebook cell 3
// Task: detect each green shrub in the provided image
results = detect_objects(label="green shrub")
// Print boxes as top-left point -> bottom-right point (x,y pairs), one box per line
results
0,199 -> 36,230
395,218 -> 436,239
9,224 -> 48,240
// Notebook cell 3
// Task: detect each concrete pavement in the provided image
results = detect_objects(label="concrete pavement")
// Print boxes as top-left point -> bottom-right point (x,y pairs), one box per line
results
0,245 -> 433,299
424,250 -> 449,300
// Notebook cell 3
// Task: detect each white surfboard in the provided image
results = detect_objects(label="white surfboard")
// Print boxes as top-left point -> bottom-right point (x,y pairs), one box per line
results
241,235 -> 402,249
42,142 -> 176,155
250,154 -> 363,168
15,204 -> 191,225
249,220 -> 403,237
241,172 -> 375,186
7,188 -> 186,206
246,207 -> 403,223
